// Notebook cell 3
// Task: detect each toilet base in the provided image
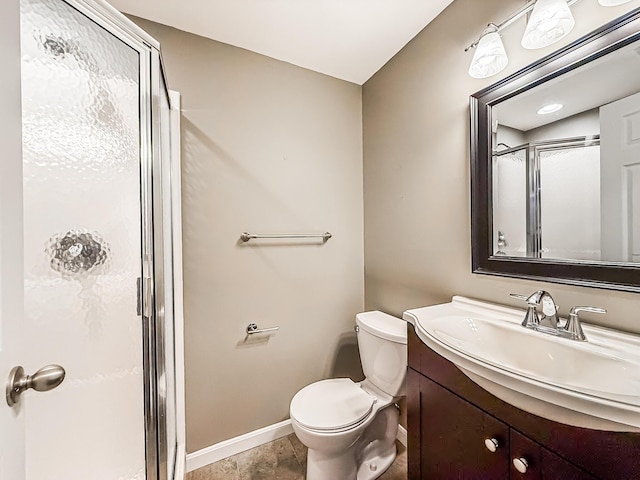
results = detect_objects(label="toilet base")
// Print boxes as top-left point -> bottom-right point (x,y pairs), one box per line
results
303,403 -> 400,480
356,445 -> 396,480
306,447 -> 358,480
355,404 -> 399,480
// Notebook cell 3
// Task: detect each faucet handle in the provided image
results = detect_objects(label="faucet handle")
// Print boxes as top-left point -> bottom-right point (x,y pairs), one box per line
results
511,290 -> 552,305
564,306 -> 607,341
570,306 -> 607,316
510,293 -> 540,327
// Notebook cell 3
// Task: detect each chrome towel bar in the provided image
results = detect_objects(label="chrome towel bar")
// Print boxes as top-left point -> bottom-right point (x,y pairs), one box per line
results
246,323 -> 280,335
240,232 -> 332,242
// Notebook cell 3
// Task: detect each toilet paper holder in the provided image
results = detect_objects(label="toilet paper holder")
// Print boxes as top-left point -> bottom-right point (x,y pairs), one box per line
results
246,323 -> 280,335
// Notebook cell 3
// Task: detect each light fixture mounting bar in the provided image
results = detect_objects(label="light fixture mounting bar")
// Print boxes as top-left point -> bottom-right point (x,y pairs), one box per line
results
465,0 -> 582,51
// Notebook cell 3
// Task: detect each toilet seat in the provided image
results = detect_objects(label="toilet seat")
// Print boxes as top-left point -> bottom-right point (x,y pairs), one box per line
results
290,378 -> 375,433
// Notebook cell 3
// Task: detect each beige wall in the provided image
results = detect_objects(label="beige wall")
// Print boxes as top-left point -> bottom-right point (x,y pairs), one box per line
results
128,0 -> 640,455
129,17 -> 365,452
363,0 -> 640,334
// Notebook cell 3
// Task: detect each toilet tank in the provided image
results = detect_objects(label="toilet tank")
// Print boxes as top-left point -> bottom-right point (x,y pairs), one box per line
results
355,311 -> 407,397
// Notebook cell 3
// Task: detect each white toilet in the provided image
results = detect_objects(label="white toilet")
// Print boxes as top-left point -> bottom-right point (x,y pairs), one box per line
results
289,311 -> 407,480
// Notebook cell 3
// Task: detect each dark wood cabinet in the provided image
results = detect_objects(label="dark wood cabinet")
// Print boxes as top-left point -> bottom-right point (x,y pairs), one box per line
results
419,372 -> 509,479
407,326 -> 640,480
509,429 -> 597,480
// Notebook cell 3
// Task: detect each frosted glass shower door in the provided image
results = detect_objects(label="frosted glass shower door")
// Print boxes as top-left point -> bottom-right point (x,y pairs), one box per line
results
539,145 -> 601,261
20,0 -> 145,478
492,149 -> 527,257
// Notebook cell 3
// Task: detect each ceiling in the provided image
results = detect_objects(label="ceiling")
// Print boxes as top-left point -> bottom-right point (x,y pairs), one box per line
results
497,39 -> 640,132
108,0 -> 454,85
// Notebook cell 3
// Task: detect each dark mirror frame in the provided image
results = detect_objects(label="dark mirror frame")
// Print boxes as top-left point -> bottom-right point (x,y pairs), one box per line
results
470,7 -> 640,293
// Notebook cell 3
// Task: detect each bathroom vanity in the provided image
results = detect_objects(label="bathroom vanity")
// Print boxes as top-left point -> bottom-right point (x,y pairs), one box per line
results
427,7 -> 640,478
407,325 -> 640,479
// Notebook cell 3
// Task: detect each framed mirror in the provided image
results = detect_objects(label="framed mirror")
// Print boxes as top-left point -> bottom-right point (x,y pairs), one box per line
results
470,7 -> 640,293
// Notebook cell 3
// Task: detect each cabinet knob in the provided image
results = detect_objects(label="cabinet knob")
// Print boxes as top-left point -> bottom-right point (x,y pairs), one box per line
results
513,457 -> 529,474
484,438 -> 499,453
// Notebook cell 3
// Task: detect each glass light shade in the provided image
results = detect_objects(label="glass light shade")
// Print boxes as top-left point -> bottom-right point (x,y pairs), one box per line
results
521,0 -> 575,49
468,27 -> 508,79
598,0 -> 633,5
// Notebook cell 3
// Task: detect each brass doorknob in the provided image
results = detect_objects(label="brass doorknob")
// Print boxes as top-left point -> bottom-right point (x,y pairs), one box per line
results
6,365 -> 66,406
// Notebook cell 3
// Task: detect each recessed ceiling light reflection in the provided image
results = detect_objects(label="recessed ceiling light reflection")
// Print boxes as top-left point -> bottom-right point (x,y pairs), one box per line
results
598,0 -> 633,5
537,103 -> 563,115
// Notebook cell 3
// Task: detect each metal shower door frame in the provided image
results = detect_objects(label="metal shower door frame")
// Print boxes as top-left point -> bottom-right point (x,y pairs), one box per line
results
493,135 -> 600,259
530,136 -> 601,259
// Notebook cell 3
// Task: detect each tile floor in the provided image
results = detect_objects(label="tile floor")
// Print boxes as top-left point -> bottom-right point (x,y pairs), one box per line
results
186,434 -> 407,480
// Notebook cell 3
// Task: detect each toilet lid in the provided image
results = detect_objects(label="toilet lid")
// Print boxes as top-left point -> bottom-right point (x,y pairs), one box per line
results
290,378 -> 375,432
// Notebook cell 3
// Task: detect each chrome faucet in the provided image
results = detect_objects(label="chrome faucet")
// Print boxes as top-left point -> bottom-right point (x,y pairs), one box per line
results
510,290 -> 559,329
510,291 -> 606,341
537,291 -> 560,330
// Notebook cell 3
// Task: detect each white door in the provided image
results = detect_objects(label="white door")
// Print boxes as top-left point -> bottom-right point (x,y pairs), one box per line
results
2,0 -> 148,478
0,0 -> 26,478
600,91 -> 640,263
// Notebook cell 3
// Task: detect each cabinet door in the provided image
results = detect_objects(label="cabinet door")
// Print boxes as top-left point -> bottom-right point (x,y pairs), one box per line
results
419,374 -> 510,480
510,430 -> 597,480
407,368 -> 423,479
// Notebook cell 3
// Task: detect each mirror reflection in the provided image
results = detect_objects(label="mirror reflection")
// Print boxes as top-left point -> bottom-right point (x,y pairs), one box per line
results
491,37 -> 640,264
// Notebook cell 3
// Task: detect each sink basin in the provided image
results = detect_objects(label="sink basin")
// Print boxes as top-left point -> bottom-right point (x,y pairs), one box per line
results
404,296 -> 640,432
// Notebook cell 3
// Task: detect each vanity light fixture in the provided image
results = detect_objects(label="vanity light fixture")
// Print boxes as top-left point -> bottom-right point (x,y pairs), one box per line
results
537,103 -> 563,114
468,24 -> 508,78
467,0 -> 583,78
521,0 -> 576,49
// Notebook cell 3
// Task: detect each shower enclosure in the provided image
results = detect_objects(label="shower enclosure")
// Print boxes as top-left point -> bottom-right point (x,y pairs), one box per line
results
492,136 -> 601,260
0,0 -> 184,479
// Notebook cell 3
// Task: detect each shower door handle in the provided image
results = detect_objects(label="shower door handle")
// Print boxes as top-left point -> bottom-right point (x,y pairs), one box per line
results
5,364 -> 66,407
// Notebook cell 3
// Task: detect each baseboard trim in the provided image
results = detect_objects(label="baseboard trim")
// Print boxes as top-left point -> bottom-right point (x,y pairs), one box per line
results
186,420 -> 409,472
174,442 -> 186,479
397,425 -> 407,447
186,420 -> 294,472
